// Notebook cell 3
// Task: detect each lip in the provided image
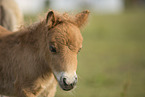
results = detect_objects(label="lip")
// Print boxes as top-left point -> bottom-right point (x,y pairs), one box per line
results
59,81 -> 75,91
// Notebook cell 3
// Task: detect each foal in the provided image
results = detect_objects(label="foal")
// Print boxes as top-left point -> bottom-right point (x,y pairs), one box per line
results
0,10 -> 89,97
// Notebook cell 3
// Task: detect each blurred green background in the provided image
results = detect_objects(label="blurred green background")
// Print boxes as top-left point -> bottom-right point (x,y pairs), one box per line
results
23,1 -> 145,97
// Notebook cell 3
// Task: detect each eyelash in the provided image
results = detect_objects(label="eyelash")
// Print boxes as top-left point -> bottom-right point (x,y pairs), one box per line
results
49,44 -> 81,54
49,45 -> 56,53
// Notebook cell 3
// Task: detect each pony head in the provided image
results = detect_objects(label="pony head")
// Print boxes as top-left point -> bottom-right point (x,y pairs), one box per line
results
43,10 -> 89,91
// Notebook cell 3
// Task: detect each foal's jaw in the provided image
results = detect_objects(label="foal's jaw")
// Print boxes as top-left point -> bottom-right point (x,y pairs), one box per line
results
54,71 -> 77,91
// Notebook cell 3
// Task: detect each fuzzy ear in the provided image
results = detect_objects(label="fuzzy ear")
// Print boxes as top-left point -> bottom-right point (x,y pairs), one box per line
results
46,11 -> 56,28
75,10 -> 90,28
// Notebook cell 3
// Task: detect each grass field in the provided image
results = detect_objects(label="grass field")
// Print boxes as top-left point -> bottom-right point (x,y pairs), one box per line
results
25,9 -> 145,97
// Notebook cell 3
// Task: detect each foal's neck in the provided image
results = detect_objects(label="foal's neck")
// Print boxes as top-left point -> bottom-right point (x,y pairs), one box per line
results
15,21 -> 51,77
0,21 -> 53,81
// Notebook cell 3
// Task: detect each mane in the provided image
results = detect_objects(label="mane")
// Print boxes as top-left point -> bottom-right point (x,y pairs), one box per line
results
51,11 -> 76,25
18,11 -> 77,33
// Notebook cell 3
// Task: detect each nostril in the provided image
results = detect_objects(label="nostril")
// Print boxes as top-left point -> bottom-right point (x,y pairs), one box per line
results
62,76 -> 78,87
63,78 -> 68,86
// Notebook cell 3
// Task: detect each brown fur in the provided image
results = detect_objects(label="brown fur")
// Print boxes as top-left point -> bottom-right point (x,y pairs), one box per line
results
0,10 -> 89,97
0,0 -> 23,96
0,0 -> 23,31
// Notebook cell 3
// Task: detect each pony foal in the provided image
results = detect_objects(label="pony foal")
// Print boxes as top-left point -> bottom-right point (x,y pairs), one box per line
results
0,10 -> 89,97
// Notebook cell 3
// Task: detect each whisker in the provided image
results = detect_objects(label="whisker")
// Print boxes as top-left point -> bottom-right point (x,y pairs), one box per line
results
77,74 -> 83,80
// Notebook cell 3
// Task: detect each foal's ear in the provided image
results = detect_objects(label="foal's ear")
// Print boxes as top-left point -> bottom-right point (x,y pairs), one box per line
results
75,10 -> 90,28
46,11 -> 56,28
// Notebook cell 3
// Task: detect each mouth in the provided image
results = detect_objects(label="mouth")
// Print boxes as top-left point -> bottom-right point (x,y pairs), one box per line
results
59,83 -> 75,91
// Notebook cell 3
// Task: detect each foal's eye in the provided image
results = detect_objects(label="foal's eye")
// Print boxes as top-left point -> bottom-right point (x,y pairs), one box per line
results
49,45 -> 56,53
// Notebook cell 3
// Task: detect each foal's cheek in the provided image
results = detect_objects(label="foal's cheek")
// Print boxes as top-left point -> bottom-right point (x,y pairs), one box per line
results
50,55 -> 63,71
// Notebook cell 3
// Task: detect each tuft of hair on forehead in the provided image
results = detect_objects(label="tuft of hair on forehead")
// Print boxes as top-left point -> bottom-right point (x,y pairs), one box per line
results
45,10 -> 74,28
45,10 -> 90,29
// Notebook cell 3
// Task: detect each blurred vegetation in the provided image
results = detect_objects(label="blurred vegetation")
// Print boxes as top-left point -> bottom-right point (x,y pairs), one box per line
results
125,0 -> 145,9
24,9 -> 145,97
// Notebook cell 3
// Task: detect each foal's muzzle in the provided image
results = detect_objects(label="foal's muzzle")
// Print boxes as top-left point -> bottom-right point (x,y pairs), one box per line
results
59,76 -> 77,91
54,71 -> 78,91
